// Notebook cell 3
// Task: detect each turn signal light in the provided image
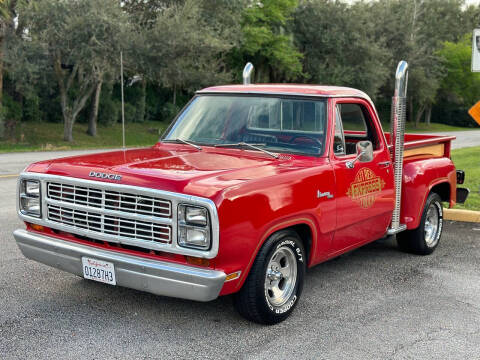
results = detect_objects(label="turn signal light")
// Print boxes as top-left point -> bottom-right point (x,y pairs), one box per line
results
30,224 -> 45,231
225,271 -> 241,282
186,256 -> 210,267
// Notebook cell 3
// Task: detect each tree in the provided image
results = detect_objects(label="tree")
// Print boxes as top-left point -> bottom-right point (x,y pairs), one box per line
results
365,0 -> 467,126
236,0 -> 303,83
0,0 -> 19,139
293,0 -> 390,98
141,0 -> 233,106
437,34 -> 480,108
20,0 -> 130,141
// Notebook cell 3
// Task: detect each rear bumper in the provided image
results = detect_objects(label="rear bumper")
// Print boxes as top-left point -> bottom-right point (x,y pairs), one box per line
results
13,229 -> 226,302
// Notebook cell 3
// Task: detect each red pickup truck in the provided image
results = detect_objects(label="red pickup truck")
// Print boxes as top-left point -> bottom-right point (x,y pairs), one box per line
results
14,61 -> 468,324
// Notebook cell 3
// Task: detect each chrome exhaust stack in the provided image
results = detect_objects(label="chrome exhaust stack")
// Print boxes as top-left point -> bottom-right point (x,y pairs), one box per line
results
242,63 -> 254,85
388,61 -> 408,235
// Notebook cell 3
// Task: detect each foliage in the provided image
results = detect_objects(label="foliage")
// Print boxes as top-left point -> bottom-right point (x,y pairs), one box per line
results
294,0 -> 389,97
238,0 -> 303,82
142,0 -> 233,97
98,84 -> 120,126
18,0 -> 131,141
1,0 -> 480,146
437,35 -> 480,107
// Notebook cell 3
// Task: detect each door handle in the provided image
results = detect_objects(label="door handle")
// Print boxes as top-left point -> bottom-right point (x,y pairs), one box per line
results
378,161 -> 391,168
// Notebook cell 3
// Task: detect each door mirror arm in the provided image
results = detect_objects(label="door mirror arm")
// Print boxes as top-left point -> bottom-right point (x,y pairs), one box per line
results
346,151 -> 365,169
345,141 -> 374,169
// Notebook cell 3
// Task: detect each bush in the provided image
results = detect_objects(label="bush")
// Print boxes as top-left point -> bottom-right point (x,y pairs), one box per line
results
98,91 -> 120,126
23,95 -> 42,122
123,102 -> 137,123
161,102 -> 181,123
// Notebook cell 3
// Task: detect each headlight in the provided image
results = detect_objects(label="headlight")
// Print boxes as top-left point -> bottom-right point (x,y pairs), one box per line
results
178,204 -> 210,250
182,206 -> 207,226
20,179 -> 41,217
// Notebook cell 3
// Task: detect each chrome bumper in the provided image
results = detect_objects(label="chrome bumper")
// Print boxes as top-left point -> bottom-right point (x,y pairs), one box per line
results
13,229 -> 226,302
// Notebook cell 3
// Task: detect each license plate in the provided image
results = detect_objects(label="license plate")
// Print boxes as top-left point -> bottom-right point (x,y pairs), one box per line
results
82,257 -> 116,285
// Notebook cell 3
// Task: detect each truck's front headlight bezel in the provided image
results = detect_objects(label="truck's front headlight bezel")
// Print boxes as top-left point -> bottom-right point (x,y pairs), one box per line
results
177,204 -> 211,250
19,179 -> 41,218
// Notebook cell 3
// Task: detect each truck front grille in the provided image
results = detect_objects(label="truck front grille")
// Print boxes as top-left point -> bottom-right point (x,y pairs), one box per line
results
45,181 -> 173,248
47,182 -> 171,217
48,205 -> 171,243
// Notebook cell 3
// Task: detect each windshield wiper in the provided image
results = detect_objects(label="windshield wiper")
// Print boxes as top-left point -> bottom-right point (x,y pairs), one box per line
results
162,138 -> 202,150
214,142 -> 279,159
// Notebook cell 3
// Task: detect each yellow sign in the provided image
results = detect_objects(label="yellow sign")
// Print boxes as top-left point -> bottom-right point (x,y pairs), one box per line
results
347,168 -> 385,209
468,101 -> 480,126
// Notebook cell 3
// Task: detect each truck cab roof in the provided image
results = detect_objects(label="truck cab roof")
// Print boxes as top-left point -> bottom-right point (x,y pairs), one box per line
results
198,84 -> 372,101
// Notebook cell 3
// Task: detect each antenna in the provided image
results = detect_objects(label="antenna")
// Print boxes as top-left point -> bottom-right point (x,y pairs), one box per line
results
120,51 -> 126,150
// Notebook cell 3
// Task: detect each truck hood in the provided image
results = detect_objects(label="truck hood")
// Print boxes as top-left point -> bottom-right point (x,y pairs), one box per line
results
27,144 -> 313,200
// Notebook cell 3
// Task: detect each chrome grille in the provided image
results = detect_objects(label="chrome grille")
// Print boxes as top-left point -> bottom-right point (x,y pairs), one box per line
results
45,181 -> 173,247
47,182 -> 171,217
47,205 -> 171,243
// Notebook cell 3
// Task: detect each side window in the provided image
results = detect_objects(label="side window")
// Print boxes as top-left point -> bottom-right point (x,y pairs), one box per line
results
340,104 -> 368,132
338,103 -> 379,153
333,105 -> 346,156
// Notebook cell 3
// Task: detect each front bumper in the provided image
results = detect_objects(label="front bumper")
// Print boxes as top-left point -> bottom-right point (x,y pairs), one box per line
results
14,229 -> 226,302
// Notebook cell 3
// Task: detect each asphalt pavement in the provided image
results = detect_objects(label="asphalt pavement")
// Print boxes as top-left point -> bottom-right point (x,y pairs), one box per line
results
0,149 -> 480,359
428,130 -> 480,149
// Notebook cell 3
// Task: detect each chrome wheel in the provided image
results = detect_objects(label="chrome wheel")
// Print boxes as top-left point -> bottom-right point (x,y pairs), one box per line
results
264,246 -> 297,307
424,203 -> 440,247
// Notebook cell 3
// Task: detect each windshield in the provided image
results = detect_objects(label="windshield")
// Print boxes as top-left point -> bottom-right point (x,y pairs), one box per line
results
163,95 -> 327,156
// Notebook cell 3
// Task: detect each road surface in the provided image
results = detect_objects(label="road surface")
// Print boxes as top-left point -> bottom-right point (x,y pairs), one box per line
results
421,130 -> 480,149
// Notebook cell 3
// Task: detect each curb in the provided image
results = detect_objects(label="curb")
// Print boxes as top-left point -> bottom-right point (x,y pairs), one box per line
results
443,208 -> 480,223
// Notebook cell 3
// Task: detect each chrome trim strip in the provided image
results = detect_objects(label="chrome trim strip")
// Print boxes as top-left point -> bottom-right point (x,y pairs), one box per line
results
13,229 -> 225,302
17,172 -> 220,259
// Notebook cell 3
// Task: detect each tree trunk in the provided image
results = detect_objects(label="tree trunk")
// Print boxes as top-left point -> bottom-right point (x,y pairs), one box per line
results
87,80 -> 103,136
425,104 -> 432,126
414,104 -> 425,128
63,115 -> 74,142
173,83 -> 177,106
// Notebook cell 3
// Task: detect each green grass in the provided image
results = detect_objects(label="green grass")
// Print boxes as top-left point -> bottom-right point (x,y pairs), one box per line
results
0,121 -> 168,153
451,146 -> 480,211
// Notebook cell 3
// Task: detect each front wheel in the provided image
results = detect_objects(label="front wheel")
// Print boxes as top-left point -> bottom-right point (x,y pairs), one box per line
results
397,192 -> 443,255
234,230 -> 306,325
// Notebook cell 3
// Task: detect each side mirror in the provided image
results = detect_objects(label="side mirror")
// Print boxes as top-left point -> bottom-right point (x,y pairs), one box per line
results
346,141 -> 373,169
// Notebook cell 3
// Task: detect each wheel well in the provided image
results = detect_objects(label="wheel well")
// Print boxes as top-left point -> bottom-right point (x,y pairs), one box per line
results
430,182 -> 450,203
289,224 -> 312,264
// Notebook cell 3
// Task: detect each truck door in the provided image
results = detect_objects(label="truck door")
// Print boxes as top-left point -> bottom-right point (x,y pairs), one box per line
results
330,98 -> 395,253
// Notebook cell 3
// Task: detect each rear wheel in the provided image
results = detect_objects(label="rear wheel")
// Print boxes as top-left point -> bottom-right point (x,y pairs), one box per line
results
234,230 -> 306,325
397,192 -> 443,255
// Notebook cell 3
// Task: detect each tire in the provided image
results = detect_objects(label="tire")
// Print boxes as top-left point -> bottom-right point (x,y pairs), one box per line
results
234,229 -> 306,325
397,192 -> 443,255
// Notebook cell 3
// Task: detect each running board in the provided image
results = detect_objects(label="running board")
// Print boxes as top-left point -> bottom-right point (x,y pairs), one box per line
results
387,224 -> 407,235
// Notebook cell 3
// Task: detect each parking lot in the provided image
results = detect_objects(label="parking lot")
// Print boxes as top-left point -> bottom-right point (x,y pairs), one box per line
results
1,150 -> 480,359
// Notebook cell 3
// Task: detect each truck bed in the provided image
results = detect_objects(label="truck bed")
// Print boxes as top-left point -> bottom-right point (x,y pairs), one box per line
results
385,133 -> 456,159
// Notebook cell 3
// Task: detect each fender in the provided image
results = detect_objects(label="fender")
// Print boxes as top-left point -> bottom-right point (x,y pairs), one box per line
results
218,213 -> 331,296
401,157 -> 456,230
236,215 -> 318,287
